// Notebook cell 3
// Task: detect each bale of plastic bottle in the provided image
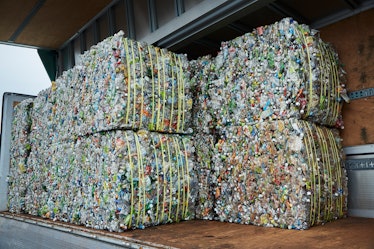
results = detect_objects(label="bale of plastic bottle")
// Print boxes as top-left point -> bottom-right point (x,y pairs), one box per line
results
212,119 -> 347,229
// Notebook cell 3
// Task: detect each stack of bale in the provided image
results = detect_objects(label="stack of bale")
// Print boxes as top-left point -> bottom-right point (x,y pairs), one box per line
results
8,31 -> 198,232
191,17 -> 348,229
7,99 -> 34,213
8,18 -> 349,231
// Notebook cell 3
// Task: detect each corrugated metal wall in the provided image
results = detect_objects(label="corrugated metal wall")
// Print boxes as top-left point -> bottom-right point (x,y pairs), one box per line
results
58,0 -> 206,74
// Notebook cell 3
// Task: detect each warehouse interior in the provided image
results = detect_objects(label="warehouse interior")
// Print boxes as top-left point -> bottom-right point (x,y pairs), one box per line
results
0,0 -> 373,248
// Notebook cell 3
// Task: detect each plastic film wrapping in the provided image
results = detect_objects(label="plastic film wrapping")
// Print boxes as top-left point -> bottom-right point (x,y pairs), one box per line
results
21,130 -> 197,231
8,99 -> 34,213
213,119 -> 347,229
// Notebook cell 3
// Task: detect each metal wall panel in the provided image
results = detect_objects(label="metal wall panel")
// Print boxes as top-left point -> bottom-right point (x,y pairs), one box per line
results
56,0 -> 234,73
60,45 -> 72,72
98,13 -> 110,41
84,25 -> 95,51
345,145 -> 374,218
114,0 -> 127,34
347,170 -> 374,217
74,37 -> 82,65
156,0 -> 176,27
184,0 -> 204,11
133,0 -> 150,39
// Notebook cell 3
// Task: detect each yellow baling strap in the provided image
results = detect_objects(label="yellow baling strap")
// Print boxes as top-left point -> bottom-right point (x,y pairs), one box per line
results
138,43 -> 145,128
124,39 -> 131,124
124,132 -> 134,228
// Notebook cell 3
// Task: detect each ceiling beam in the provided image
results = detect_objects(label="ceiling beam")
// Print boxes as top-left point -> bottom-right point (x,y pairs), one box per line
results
342,0 -> 359,9
8,0 -> 46,42
144,0 -> 276,50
